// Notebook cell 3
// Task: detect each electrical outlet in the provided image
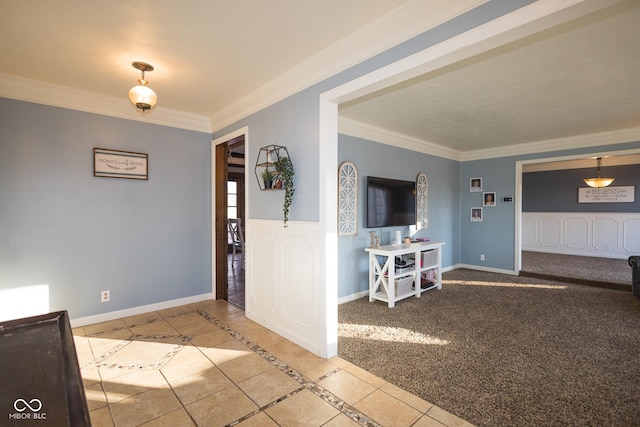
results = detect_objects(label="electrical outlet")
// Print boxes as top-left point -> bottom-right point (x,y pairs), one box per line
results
480,254 -> 485,261
101,290 -> 110,302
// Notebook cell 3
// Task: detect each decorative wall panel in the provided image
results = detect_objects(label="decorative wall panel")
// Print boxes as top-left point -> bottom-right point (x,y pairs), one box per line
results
245,219 -> 323,355
522,212 -> 639,259
416,172 -> 429,230
623,219 -> 640,253
593,218 -> 619,251
564,217 -> 588,249
539,217 -> 561,247
338,161 -> 358,236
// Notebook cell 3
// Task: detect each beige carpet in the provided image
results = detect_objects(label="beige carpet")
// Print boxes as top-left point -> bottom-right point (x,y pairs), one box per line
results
338,268 -> 640,427
521,251 -> 631,289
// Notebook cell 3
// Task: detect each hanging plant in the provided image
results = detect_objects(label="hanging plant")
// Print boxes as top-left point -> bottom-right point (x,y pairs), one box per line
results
274,156 -> 295,227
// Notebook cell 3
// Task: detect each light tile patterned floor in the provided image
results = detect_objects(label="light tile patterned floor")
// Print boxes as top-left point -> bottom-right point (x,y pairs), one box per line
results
74,300 -> 474,427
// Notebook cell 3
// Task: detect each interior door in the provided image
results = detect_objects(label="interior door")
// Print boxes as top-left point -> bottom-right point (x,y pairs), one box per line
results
215,143 -> 228,301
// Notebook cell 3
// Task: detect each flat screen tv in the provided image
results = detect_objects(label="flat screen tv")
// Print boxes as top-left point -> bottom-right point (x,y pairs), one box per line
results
367,176 -> 416,228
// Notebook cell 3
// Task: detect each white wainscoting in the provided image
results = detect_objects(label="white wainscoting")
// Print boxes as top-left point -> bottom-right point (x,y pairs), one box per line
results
245,219 -> 325,356
522,212 -> 640,259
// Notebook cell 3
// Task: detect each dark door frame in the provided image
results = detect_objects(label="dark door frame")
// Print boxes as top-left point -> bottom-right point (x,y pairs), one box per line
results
214,133 -> 246,303
214,142 -> 229,301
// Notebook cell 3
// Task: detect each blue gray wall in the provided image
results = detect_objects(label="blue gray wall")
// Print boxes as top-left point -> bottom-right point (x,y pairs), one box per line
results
0,98 -> 212,318
212,0 -> 535,225
8,0 -> 611,316
218,92 -> 321,223
337,135 -> 460,298
459,143 -> 640,271
523,165 -> 640,212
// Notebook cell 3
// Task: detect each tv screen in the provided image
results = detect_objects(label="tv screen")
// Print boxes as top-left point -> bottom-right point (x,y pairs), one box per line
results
367,176 -> 416,228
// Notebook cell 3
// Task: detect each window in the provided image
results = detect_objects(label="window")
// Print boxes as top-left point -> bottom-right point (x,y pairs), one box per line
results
227,181 -> 237,220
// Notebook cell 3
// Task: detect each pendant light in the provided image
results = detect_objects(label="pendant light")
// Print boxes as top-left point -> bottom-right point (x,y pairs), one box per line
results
583,157 -> 615,188
128,62 -> 157,112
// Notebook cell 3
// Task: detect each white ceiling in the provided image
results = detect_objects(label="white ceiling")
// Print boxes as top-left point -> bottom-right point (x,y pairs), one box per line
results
1,0 -> 639,158
340,0 -> 640,154
0,0 -> 409,116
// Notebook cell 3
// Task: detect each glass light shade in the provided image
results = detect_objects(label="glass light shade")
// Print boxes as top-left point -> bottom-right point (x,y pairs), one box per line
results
583,177 -> 615,188
128,84 -> 157,111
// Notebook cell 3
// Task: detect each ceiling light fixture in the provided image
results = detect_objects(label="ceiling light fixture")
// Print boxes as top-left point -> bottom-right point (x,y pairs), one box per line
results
128,62 -> 157,112
583,157 -> 615,188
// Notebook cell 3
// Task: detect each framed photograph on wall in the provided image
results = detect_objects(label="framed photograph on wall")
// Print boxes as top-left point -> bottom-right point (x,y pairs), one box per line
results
471,207 -> 483,222
470,177 -> 482,192
483,192 -> 496,206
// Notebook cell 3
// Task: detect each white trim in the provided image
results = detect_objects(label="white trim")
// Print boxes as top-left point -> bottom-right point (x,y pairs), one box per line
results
461,127 -> 640,161
70,293 -> 213,328
340,117 -> 640,163
518,148 -> 640,167
523,153 -> 640,172
0,74 -> 212,133
319,99 -> 339,358
515,161 -> 524,273
455,264 -> 518,276
339,117 -> 461,160
338,290 -> 369,305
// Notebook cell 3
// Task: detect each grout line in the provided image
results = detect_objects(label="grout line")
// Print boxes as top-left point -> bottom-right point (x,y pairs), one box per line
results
196,309 -> 383,427
82,305 -> 390,426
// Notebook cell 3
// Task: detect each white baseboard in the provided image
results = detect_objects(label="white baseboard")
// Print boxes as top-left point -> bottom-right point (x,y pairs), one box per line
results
455,263 -> 517,275
70,293 -> 213,328
338,290 -> 368,305
442,264 -> 458,273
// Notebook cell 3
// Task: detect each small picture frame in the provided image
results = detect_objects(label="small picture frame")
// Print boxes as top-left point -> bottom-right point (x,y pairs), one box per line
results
483,192 -> 496,206
471,207 -> 483,222
470,177 -> 482,192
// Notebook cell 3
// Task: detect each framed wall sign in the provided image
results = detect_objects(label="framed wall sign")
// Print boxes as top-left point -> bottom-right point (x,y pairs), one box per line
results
578,186 -> 635,203
94,148 -> 148,180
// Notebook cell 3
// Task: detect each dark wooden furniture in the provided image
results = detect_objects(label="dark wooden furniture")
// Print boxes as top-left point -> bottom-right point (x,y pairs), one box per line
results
0,311 -> 91,426
629,256 -> 640,298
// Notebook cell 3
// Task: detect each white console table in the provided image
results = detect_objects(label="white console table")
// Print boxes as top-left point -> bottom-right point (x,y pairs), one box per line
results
365,241 -> 445,307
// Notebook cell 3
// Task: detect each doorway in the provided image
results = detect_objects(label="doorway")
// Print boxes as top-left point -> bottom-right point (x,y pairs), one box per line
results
214,134 -> 246,309
515,150 -> 640,276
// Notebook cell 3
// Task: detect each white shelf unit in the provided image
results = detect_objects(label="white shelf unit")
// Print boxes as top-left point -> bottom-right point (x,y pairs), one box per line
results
365,241 -> 445,308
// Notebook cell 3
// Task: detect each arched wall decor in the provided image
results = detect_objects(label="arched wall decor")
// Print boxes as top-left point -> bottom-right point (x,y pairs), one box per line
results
416,172 -> 429,230
338,161 -> 358,236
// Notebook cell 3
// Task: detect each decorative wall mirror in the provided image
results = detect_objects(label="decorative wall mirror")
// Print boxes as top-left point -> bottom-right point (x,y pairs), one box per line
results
416,172 -> 429,230
338,161 -> 358,236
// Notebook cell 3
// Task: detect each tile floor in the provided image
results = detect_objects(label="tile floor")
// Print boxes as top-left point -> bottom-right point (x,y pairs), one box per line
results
74,300 -> 473,427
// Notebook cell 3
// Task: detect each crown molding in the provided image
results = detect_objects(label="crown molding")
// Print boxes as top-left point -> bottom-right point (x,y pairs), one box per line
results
339,117 -> 462,161
460,127 -> 640,161
522,152 -> 640,172
0,74 -> 212,133
340,116 -> 640,163
210,0 -> 486,131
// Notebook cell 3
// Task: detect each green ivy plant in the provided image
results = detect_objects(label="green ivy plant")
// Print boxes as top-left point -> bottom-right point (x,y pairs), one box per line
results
274,156 -> 295,227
